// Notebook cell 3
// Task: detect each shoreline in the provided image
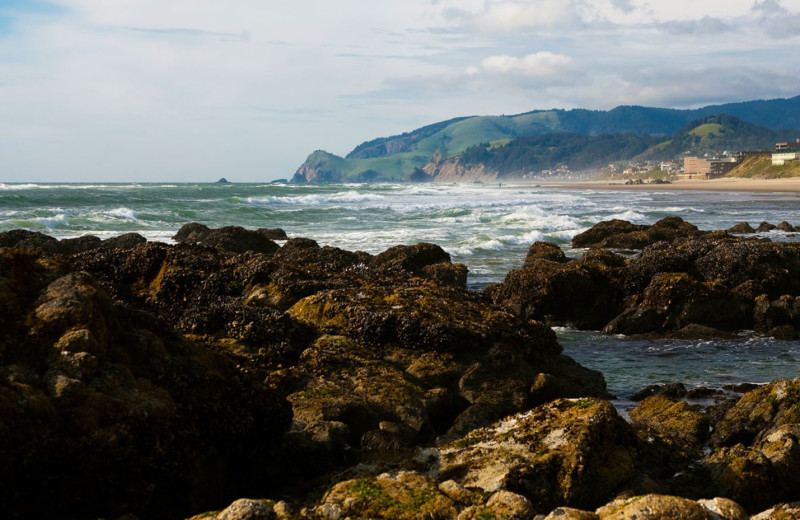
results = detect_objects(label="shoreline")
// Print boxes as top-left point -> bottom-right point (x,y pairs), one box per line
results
536,177 -> 800,193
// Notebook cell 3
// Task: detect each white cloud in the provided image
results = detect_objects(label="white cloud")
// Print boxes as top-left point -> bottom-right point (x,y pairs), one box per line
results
467,52 -> 575,79
1,0 -> 800,181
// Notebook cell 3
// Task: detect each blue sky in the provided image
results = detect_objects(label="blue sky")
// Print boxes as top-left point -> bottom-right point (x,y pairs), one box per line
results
1,0 -> 800,182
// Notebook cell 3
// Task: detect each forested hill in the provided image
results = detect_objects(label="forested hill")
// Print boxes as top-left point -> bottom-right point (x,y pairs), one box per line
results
293,96 -> 800,183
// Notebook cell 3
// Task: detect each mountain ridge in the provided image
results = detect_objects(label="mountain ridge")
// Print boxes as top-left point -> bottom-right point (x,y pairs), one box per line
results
293,95 -> 800,183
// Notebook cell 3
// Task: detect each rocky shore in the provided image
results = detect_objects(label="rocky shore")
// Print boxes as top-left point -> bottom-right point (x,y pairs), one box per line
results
0,220 -> 798,519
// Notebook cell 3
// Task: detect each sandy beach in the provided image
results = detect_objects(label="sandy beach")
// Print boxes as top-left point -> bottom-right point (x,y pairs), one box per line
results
542,177 -> 800,193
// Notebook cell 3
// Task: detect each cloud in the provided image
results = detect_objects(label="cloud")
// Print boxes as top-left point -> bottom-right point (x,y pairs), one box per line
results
466,52 -> 576,80
752,0 -> 800,37
660,16 -> 733,35
470,1 -> 582,32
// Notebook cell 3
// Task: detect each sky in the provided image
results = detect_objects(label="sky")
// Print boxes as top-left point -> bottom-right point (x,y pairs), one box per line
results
1,0 -> 800,182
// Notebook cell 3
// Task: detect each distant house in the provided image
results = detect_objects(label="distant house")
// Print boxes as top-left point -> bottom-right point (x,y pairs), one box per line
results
773,139 -> 800,166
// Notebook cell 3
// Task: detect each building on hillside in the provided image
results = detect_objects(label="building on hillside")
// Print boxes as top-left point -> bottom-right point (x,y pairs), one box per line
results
776,139 -> 800,151
709,157 -> 739,178
773,139 -> 800,166
773,150 -> 800,166
682,157 -> 710,178
681,156 -> 740,180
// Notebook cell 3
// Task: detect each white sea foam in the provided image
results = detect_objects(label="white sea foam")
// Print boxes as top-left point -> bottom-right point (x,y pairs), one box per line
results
33,214 -> 69,228
106,207 -> 139,220
0,183 -> 39,190
246,191 -> 386,205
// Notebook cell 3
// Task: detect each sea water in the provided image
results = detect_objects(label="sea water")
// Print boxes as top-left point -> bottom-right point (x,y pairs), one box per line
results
2,181 -> 800,399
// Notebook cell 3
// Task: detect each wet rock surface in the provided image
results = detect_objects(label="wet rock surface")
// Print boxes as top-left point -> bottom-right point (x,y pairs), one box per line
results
488,217 -> 800,337
3,221 -> 800,519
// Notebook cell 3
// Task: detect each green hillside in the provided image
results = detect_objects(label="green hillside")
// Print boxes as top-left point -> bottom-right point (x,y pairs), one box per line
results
637,114 -> 798,161
293,96 -> 800,182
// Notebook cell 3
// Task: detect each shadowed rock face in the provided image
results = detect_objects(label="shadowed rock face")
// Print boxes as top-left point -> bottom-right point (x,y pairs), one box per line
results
0,249 -> 290,520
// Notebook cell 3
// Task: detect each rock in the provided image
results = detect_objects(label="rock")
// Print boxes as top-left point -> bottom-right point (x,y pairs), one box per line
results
667,324 -> 737,339
630,383 -> 687,401
101,232 -> 147,250
216,178 -> 230,183
752,502 -> 800,520
526,242 -> 568,263
572,220 -> 648,248
172,223 -> 279,254
727,222 -> 755,234
458,491 -> 535,520
705,425 -> 800,512
315,471 -> 458,520
541,507 -> 600,519
595,495 -> 714,519
572,217 -> 702,250
630,395 -> 710,448
423,399 -> 638,512
758,221 -> 777,232
0,248 -> 291,519
370,242 -> 453,276
203,226 -> 280,254
777,221 -> 795,232
696,497 -> 748,520
215,499 -> 276,520
257,228 -> 288,240
712,379 -> 800,447
485,248 -> 626,329
173,222 -> 212,244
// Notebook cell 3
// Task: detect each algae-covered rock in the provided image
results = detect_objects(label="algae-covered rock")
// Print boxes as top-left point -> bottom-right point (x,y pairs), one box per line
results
315,471 -> 459,520
706,424 -> 800,512
595,495 -> 714,520
752,502 -> 800,520
541,507 -> 600,519
630,395 -> 710,449
422,399 -> 638,512
726,222 -> 755,234
712,379 -> 800,447
572,217 -> 702,249
485,248 -> 625,329
215,499 -> 276,520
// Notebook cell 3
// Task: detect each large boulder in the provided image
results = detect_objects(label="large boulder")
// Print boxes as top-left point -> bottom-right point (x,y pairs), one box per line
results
485,245 -> 626,329
421,399 -> 639,513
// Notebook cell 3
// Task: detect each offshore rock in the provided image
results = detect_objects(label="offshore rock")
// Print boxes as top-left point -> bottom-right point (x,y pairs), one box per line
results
492,220 -> 800,336
727,222 -> 756,234
485,243 -> 626,329
0,249 -> 290,520
173,224 -> 280,254
572,217 -> 703,249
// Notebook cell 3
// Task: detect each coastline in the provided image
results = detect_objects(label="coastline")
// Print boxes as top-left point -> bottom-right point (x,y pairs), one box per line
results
538,177 -> 800,193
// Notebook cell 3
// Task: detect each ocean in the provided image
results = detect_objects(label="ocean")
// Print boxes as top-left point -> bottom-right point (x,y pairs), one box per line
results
3,181 -> 800,402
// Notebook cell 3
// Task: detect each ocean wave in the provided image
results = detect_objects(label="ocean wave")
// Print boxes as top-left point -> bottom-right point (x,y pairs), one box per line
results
604,210 -> 648,223
32,214 -> 69,228
106,208 -> 139,220
244,191 -> 386,205
0,183 -> 39,191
